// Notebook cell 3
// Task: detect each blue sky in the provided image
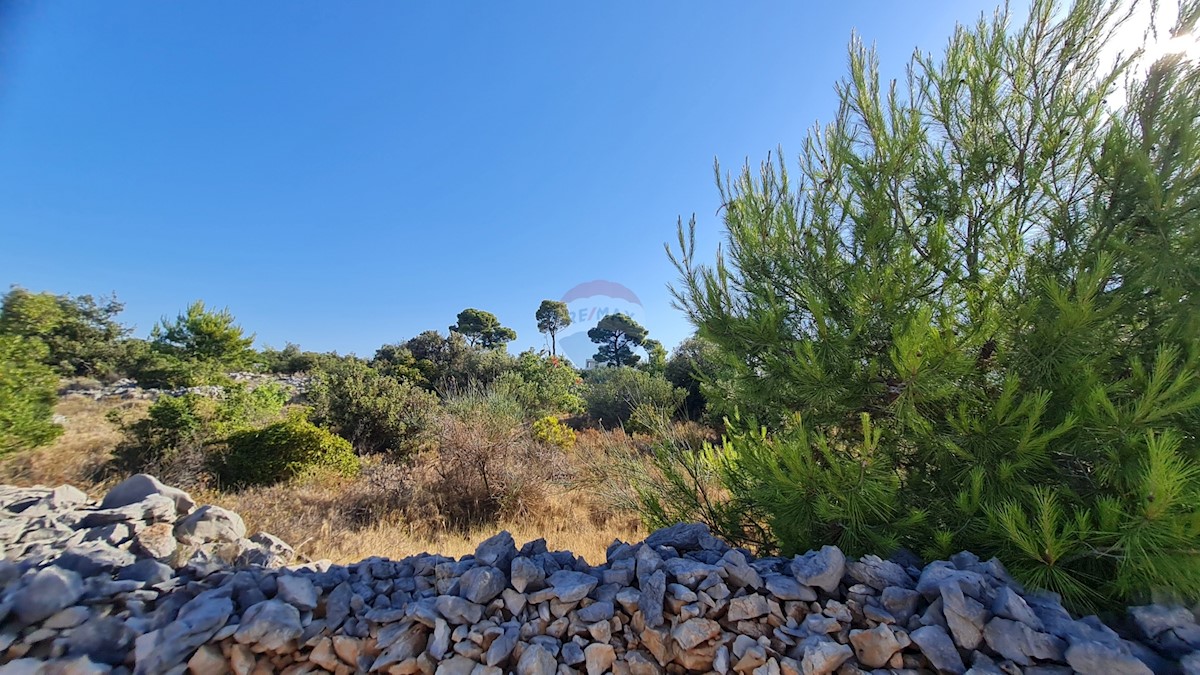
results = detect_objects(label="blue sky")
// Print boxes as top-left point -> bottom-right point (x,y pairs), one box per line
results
0,0 -> 1013,357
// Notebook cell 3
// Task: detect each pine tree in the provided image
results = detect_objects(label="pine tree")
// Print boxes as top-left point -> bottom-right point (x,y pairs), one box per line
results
662,0 -> 1200,609
588,313 -> 649,367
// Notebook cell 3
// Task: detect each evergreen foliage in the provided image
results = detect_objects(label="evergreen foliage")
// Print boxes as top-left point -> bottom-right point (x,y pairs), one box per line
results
664,335 -> 727,422
221,411 -> 360,487
583,366 -> 686,427
258,343 -> 325,374
0,335 -> 63,453
306,357 -> 439,455
641,339 -> 668,376
402,330 -> 516,393
664,0 -> 1200,608
134,301 -> 256,387
536,300 -> 572,356
450,308 -> 517,350
0,287 -> 130,379
588,313 -> 649,368
494,350 -> 584,417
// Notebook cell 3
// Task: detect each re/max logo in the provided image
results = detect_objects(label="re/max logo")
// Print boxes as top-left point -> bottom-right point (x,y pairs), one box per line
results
571,307 -> 633,323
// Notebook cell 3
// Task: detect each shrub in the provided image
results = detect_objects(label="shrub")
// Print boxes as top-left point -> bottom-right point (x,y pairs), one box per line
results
120,338 -> 228,388
258,343 -> 323,374
664,335 -> 727,423
0,287 -> 130,379
402,330 -> 516,393
112,383 -> 288,487
0,335 -> 63,453
494,351 -> 584,417
307,358 -> 439,455
210,383 -> 288,437
583,366 -> 685,427
427,389 -> 568,526
111,393 -> 211,486
532,415 -> 576,449
220,412 -> 359,487
664,0 -> 1200,609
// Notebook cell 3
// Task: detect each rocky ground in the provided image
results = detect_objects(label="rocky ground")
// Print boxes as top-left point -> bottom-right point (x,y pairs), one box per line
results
58,373 -> 310,402
1,477 -> 1198,674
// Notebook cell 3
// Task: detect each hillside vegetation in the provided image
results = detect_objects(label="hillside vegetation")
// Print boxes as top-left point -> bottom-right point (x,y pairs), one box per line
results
2,0 -> 1199,612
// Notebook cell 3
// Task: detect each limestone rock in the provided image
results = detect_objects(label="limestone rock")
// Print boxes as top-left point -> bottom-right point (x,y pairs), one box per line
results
234,599 -> 302,652
910,625 -> 965,675
101,474 -> 195,516
791,546 -> 845,593
174,505 -> 246,546
12,566 -> 84,625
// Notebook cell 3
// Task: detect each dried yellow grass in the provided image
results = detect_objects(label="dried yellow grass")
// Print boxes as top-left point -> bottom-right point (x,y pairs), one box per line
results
206,479 -> 643,565
2,396 -> 646,565
0,396 -> 143,493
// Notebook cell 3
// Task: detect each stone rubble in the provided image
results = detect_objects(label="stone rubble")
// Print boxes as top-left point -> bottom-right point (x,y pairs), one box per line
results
2,479 -> 1199,674
58,373 -> 310,403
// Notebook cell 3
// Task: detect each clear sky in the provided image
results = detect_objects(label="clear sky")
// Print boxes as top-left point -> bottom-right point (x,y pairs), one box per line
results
0,0 -> 1016,357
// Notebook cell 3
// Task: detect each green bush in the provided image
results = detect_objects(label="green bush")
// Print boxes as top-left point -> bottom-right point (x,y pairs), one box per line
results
211,384 -> 288,436
401,330 -> 516,393
430,388 -> 566,525
583,366 -> 685,428
664,335 -> 728,423
120,338 -> 228,388
0,335 -> 63,453
307,358 -> 439,455
531,415 -> 576,449
494,351 -> 584,417
220,411 -> 359,486
112,383 -> 288,485
664,0 -> 1200,609
258,343 -> 324,374
0,287 -> 130,380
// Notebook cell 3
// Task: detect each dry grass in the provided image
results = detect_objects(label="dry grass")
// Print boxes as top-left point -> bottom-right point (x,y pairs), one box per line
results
205,472 -> 643,566
0,396 -> 145,493
1,394 -> 651,566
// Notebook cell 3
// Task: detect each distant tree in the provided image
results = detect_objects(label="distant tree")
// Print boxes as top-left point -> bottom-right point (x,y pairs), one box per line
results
582,366 -> 684,426
587,313 -> 648,368
307,358 -> 439,455
0,286 -> 130,378
494,349 -> 584,417
405,330 -> 471,390
371,343 -> 425,383
535,300 -> 571,356
258,342 -> 323,374
151,301 -> 255,368
450,308 -> 517,350
0,335 -> 63,453
664,335 -> 724,421
641,339 -> 668,375
403,330 -> 515,392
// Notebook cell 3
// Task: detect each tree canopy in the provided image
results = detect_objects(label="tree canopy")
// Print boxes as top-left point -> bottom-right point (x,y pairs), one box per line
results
535,300 -> 571,356
660,0 -> 1200,609
587,313 -> 648,368
450,308 -> 517,350
0,335 -> 63,453
0,286 -> 129,378
152,301 -> 255,367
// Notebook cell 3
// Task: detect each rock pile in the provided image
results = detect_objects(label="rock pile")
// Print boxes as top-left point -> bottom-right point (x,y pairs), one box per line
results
2,477 -> 1199,674
59,373 -> 310,403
